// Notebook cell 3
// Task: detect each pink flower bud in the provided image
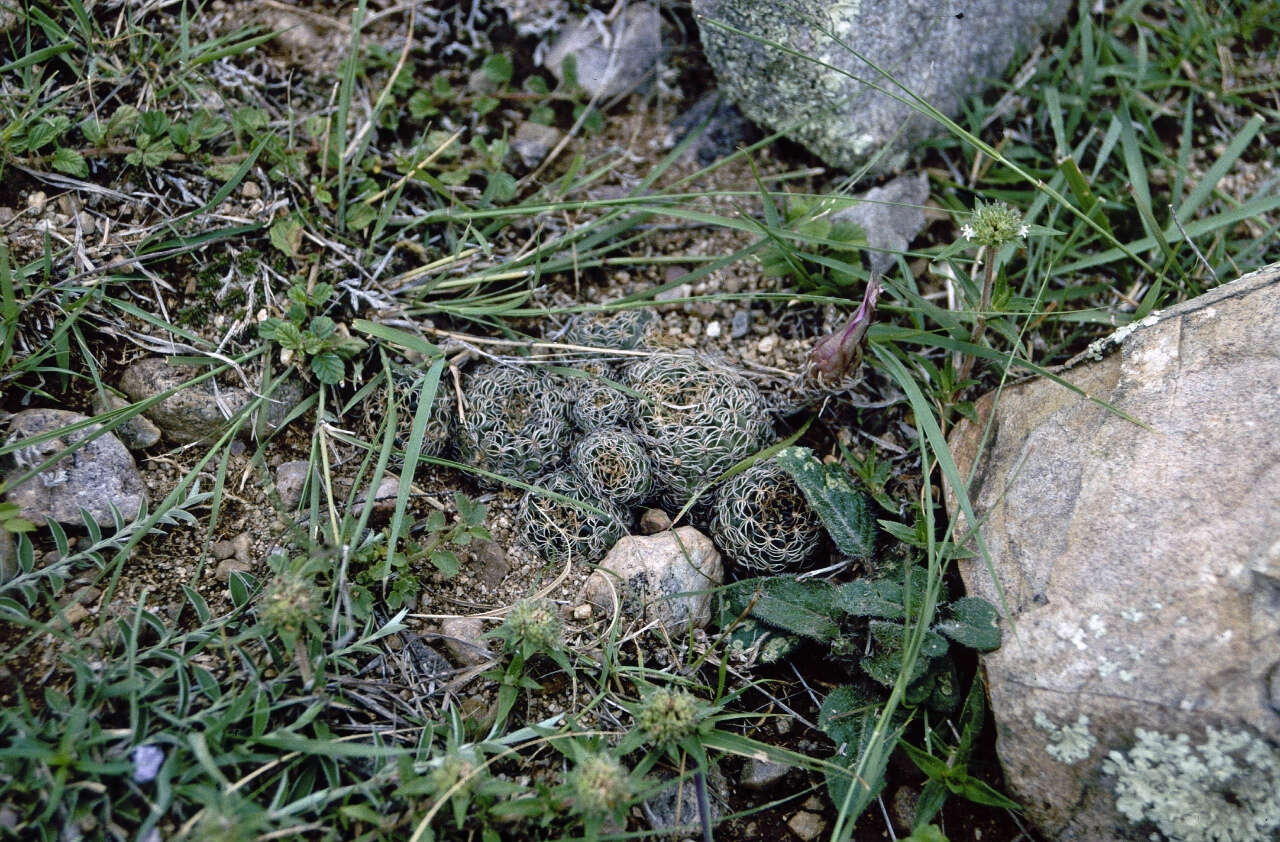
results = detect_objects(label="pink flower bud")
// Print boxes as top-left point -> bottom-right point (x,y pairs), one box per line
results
807,276 -> 882,384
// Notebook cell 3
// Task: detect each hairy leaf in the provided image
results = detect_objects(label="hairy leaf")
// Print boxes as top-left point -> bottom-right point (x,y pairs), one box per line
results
723,576 -> 843,642
776,446 -> 875,558
935,597 -> 1002,651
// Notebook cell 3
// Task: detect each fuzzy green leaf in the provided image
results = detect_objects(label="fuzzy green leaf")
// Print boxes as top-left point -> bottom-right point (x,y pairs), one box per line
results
272,321 -> 304,350
310,353 -> 345,385
819,685 -> 899,826
860,620 -> 948,687
345,203 -> 377,232
935,597 -> 1002,652
430,550 -> 460,577
724,577 -> 842,642
51,147 -> 88,178
837,579 -> 905,619
818,685 -> 879,749
775,446 -> 875,558
481,53 -> 513,85
269,215 -> 303,257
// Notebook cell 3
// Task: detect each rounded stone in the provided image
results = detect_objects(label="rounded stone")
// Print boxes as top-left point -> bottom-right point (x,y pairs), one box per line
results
4,409 -> 148,528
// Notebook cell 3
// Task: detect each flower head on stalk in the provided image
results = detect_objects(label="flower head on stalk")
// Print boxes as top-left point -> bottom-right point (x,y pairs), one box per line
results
807,275 -> 883,385
960,200 -> 1028,248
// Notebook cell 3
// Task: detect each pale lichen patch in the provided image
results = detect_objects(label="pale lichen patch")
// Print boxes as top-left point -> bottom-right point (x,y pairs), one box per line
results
1034,711 -> 1097,764
1103,727 -> 1280,842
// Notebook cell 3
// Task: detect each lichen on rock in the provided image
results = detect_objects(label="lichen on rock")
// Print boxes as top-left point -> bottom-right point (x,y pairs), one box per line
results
1101,727 -> 1280,842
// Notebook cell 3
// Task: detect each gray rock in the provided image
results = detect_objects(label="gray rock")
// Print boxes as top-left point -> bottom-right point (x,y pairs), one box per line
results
4,409 -> 148,528
665,90 -> 760,166
637,508 -> 672,535
787,811 -> 826,841
643,762 -> 728,833
739,758 -> 792,791
118,358 -> 305,444
543,3 -> 662,99
274,460 -> 311,510
945,262 -> 1280,841
580,526 -> 723,631
695,0 -> 1070,174
730,309 -> 751,339
830,172 -> 930,275
215,557 -> 251,582
511,121 -> 563,168
89,391 -> 162,450
350,473 -> 401,521
439,616 -> 491,667
211,539 -> 238,560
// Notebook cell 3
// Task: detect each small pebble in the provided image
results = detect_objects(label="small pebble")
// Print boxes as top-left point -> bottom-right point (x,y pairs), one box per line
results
27,191 -> 47,213
215,557 -> 251,582
705,320 -> 722,338
757,335 -> 777,355
573,604 -> 594,620
241,181 -> 261,199
638,508 -> 672,534
787,811 -> 826,841
731,310 -> 751,338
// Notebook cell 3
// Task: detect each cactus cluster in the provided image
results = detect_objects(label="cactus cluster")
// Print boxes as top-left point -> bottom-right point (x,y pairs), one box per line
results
516,470 -> 628,565
455,364 -> 574,484
371,338 -> 826,573
624,353 -> 774,507
711,459 -> 824,574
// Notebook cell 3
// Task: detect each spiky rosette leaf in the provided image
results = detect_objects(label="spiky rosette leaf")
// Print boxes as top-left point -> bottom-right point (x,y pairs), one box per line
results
624,352 -> 774,506
456,364 -> 573,484
570,428 -> 653,505
517,471 -> 628,564
564,309 -> 653,350
711,459 -> 825,573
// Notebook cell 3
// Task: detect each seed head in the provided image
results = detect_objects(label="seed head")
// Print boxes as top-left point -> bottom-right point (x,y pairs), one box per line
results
501,598 -> 563,653
259,572 -> 317,640
568,752 -> 632,815
637,687 -> 701,744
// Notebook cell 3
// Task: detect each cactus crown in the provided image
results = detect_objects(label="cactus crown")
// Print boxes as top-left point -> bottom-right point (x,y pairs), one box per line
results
569,376 -> 632,431
624,353 -> 774,505
564,309 -> 653,350
367,364 -> 454,467
570,428 -> 652,505
712,459 -> 824,574
456,364 -> 573,484
517,470 -> 628,565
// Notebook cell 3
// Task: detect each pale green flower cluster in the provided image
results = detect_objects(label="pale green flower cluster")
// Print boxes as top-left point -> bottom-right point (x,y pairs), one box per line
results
960,199 -> 1029,248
